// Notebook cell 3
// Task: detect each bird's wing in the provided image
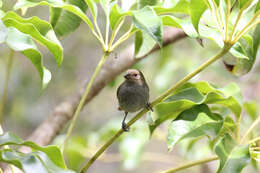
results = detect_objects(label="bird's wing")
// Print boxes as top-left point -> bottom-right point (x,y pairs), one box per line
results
117,83 -> 123,99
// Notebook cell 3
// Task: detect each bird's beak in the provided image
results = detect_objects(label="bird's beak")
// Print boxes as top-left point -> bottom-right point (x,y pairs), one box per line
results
124,73 -> 130,79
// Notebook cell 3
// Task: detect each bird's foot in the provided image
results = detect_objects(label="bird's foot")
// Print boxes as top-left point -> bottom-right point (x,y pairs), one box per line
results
122,122 -> 130,132
146,103 -> 154,112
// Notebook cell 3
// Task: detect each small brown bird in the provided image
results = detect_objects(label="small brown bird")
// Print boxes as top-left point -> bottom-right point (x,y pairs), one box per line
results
117,69 -> 153,131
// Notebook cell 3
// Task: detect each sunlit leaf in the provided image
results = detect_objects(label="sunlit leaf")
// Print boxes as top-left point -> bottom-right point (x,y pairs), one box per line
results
134,31 -> 156,58
6,27 -> 51,88
50,0 -> 87,38
133,6 -> 163,46
168,104 -> 223,150
154,0 -> 189,15
85,0 -> 97,19
109,4 -> 131,30
14,0 -> 93,33
161,15 -> 198,37
215,134 -> 251,173
3,11 -> 63,66
189,0 -> 207,33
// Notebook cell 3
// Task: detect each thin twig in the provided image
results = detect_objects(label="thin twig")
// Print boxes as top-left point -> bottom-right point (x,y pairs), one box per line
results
158,156 -> 218,173
240,115 -> 260,144
0,49 -> 14,123
62,53 -> 110,151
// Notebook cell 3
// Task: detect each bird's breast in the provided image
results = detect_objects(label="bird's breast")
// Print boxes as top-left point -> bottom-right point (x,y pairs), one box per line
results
118,83 -> 149,112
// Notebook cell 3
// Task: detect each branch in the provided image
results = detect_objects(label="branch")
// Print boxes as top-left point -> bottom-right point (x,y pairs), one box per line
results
26,28 -> 186,146
79,44 -> 232,172
159,156 -> 218,173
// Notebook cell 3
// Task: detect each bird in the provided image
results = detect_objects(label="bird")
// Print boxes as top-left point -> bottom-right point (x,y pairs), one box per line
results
117,69 -> 153,131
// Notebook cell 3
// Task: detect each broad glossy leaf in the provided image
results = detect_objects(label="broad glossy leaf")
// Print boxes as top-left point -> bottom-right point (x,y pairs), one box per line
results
150,81 -> 241,134
154,0 -> 189,15
3,11 -> 63,66
134,31 -> 156,58
14,0 -> 93,33
6,27 -> 51,88
168,104 -> 223,149
133,6 -> 163,46
109,4 -> 131,30
189,0 -> 207,33
0,132 -> 74,173
215,134 -> 251,173
50,0 -> 87,38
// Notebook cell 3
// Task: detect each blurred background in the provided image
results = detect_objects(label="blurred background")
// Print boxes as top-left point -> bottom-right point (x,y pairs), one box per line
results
0,0 -> 260,173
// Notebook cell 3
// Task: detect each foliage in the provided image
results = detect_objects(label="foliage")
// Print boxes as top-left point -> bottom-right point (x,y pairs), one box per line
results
0,0 -> 260,172
0,132 -> 74,173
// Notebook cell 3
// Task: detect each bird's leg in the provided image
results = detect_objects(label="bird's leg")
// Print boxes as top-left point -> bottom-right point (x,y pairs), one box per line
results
146,102 -> 153,112
122,111 -> 129,132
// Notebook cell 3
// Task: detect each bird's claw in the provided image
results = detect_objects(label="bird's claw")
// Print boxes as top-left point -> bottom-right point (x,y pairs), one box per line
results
122,122 -> 130,132
146,103 -> 154,112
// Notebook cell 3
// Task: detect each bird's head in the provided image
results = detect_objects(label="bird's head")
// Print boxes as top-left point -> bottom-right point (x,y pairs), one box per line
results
124,69 -> 145,84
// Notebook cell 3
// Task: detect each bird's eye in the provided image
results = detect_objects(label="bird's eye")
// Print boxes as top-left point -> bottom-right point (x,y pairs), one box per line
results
134,74 -> 138,77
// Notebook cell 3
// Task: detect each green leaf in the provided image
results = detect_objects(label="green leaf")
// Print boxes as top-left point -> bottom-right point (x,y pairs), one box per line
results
215,134 -> 251,173
150,81 -> 242,134
2,11 -> 63,66
85,0 -> 97,20
133,6 -> 163,47
6,27 -> 51,88
239,0 -> 251,9
109,4 -> 131,30
256,0 -> 260,12
210,116 -> 236,148
224,24 -> 260,75
189,0 -> 207,33
139,0 -> 158,9
161,15 -> 182,28
243,101 -> 258,120
154,0 -> 189,15
161,15 -> 198,37
134,31 -> 156,58
0,132 -> 75,173
0,20 -> 8,43
14,0 -> 93,33
50,0 -> 88,38
168,104 -> 223,149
